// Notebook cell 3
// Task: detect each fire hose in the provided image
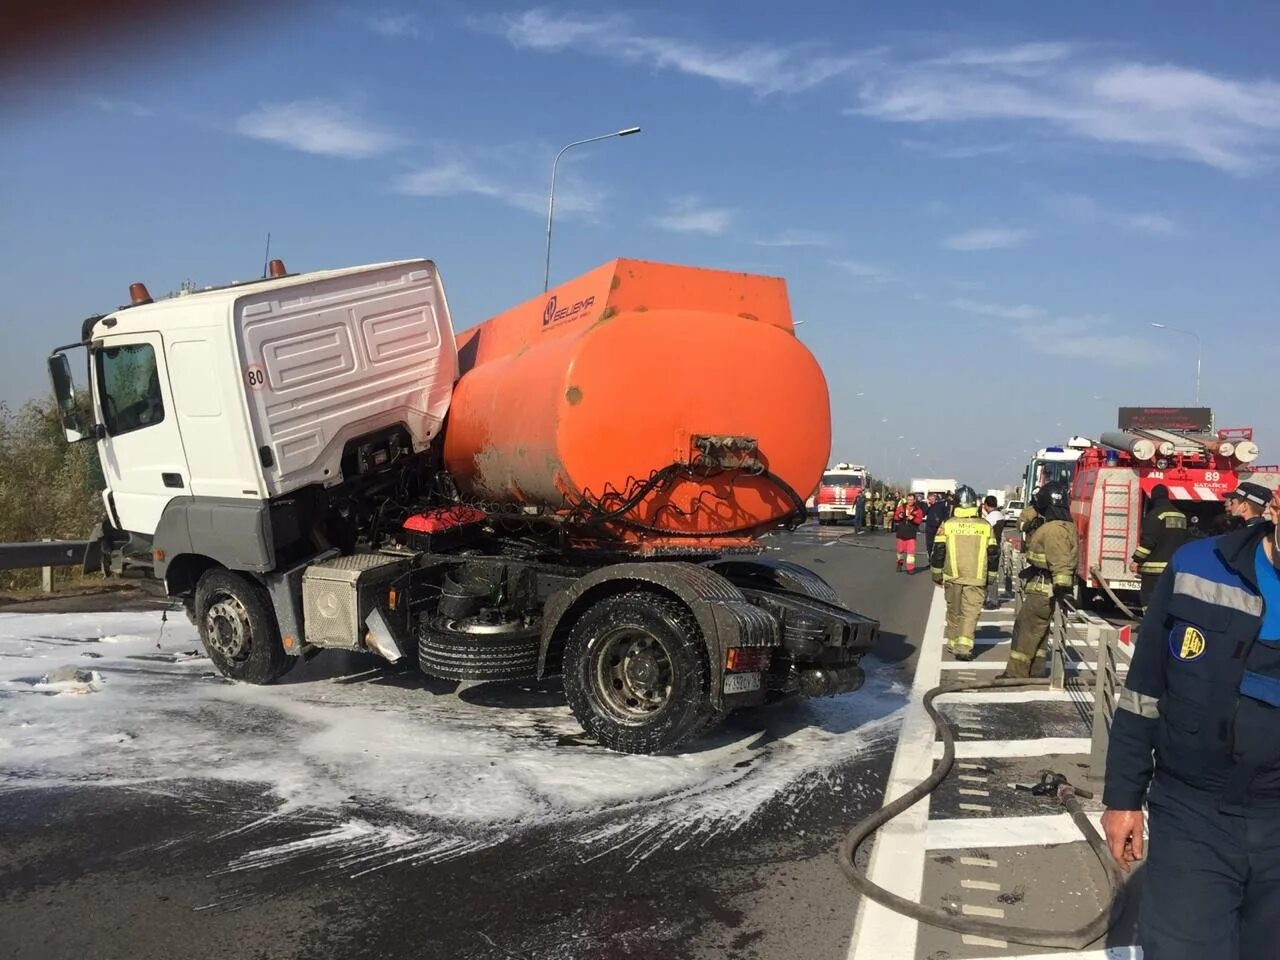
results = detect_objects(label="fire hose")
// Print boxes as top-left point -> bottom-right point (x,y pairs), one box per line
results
838,675 -> 1128,950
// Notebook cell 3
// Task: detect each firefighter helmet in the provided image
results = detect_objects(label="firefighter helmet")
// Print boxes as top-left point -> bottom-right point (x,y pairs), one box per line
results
954,485 -> 979,508
1035,481 -> 1069,513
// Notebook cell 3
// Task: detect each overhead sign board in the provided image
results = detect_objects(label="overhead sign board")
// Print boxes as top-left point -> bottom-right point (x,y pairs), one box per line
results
1118,407 -> 1212,432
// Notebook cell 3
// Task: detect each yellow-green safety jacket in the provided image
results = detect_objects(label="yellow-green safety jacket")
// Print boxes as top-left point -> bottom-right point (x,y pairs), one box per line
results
1023,519 -> 1078,594
930,506 -> 999,586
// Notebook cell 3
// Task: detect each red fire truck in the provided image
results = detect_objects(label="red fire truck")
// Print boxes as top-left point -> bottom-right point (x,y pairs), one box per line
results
815,463 -> 868,525
1070,425 -> 1260,605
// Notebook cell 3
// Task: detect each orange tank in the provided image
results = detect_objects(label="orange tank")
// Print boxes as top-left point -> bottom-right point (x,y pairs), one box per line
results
443,259 -> 831,550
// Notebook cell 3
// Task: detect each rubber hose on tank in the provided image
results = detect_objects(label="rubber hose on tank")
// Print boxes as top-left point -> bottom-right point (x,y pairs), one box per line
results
837,676 -> 1128,950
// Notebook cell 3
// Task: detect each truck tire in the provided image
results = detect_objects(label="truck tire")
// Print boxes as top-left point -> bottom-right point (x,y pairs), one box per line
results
418,616 -> 539,682
562,591 -> 713,754
194,569 -> 292,685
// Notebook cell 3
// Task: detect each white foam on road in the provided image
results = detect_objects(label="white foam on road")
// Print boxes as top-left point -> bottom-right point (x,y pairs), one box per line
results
0,610 -> 905,874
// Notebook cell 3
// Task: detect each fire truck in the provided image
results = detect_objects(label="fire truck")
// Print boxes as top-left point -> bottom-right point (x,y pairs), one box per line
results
815,463 -> 868,525
1070,425 -> 1261,605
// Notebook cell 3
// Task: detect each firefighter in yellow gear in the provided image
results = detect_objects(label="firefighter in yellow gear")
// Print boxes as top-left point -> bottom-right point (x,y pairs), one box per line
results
1003,482 -> 1079,678
931,486 -> 999,660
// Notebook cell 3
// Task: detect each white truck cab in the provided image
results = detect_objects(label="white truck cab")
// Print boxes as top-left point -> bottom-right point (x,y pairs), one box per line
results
49,259 -> 457,588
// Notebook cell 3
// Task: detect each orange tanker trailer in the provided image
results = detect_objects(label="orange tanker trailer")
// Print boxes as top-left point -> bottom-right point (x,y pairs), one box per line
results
394,259 -> 875,752
444,258 -> 830,552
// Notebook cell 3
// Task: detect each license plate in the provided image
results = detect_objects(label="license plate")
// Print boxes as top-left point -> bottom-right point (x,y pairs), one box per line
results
723,672 -> 762,694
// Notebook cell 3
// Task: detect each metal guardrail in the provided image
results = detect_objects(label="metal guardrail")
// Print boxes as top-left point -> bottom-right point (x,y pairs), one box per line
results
1089,619 -> 1134,784
0,540 -> 92,572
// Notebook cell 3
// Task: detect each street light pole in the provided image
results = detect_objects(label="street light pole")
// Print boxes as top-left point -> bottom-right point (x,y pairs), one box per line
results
1150,323 -> 1202,404
544,126 -> 641,292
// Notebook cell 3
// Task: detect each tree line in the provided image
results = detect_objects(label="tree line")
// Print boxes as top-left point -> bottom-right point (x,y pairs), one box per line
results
0,398 -> 103,591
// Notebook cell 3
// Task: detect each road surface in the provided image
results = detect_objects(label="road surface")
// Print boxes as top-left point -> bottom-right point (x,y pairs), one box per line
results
0,526 -> 1138,959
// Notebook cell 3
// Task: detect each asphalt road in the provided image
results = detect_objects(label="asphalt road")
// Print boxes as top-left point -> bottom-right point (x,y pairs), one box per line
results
0,525 -> 934,960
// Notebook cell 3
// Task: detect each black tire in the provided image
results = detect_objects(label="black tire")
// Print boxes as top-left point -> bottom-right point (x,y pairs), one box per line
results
418,616 -> 539,682
194,568 -> 292,684
562,591 -> 713,754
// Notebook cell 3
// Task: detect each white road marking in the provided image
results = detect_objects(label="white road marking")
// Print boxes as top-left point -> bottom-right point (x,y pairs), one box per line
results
962,934 -> 1009,948
958,775 -> 987,784
959,856 -> 998,868
940,660 -> 1105,672
926,812 -> 1106,849
958,802 -> 993,812
937,737 -> 1091,759
961,950 -> 1141,960
962,904 -> 1005,919
958,788 -> 990,797
957,763 -> 985,771
847,588 -> 948,960
961,878 -> 1002,891
941,689 -> 1094,703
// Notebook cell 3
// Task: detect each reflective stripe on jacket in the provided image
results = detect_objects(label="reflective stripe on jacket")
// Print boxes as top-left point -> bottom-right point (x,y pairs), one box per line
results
1024,519 -> 1078,590
930,507 -> 998,585
1132,498 -> 1190,575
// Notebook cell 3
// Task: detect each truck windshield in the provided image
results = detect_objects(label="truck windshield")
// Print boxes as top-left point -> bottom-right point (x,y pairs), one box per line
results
1028,459 -> 1074,491
822,473 -> 863,487
96,342 -> 165,436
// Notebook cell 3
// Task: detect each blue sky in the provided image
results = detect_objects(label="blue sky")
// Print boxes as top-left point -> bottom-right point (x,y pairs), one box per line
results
2,2 -> 1278,488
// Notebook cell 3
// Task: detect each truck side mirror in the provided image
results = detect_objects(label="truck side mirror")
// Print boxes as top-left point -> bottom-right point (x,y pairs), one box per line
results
47,351 -> 93,443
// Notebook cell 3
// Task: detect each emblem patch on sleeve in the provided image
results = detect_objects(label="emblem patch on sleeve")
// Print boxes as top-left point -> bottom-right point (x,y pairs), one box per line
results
1170,625 -> 1207,662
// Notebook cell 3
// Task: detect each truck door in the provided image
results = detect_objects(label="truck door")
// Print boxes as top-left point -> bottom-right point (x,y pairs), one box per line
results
93,332 -> 191,536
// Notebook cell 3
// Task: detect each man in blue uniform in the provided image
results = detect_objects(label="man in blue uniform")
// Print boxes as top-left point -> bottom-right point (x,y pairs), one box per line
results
1102,488 -> 1280,958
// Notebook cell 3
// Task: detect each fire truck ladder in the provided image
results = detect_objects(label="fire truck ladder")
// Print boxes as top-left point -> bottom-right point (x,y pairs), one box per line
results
1097,477 -> 1133,573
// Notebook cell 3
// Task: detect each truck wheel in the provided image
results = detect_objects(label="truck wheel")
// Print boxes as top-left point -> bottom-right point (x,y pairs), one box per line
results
194,569 -> 293,684
562,591 -> 713,754
418,615 -> 539,682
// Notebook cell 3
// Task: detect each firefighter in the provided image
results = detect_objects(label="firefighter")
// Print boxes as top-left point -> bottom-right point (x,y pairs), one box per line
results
1131,484 -> 1189,610
1002,482 -> 1078,678
931,486 -> 998,660
924,492 -> 950,558
893,494 -> 925,572
1101,488 -> 1280,957
1018,491 -> 1039,532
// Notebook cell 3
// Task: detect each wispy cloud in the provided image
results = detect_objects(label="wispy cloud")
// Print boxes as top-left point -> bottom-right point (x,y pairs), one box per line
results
943,227 -> 1031,251
942,292 -> 1159,365
831,259 -> 893,283
394,145 -> 602,216
650,196 -> 733,235
755,229 -> 831,248
235,100 -> 402,159
363,12 -> 423,38
480,9 -> 859,96
901,139 -> 1018,160
853,42 -> 1280,174
947,297 -> 1044,321
1017,317 -> 1159,364
85,95 -> 151,117
1046,193 -> 1179,236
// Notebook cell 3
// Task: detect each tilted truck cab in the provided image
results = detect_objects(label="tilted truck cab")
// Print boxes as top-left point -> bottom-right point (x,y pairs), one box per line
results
49,257 -> 878,754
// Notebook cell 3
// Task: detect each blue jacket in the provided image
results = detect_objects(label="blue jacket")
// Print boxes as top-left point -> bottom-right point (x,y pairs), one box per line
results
1104,522 -> 1280,813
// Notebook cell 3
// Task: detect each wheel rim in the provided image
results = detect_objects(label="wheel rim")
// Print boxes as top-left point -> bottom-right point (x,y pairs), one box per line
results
204,593 -> 252,662
592,626 -> 675,723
